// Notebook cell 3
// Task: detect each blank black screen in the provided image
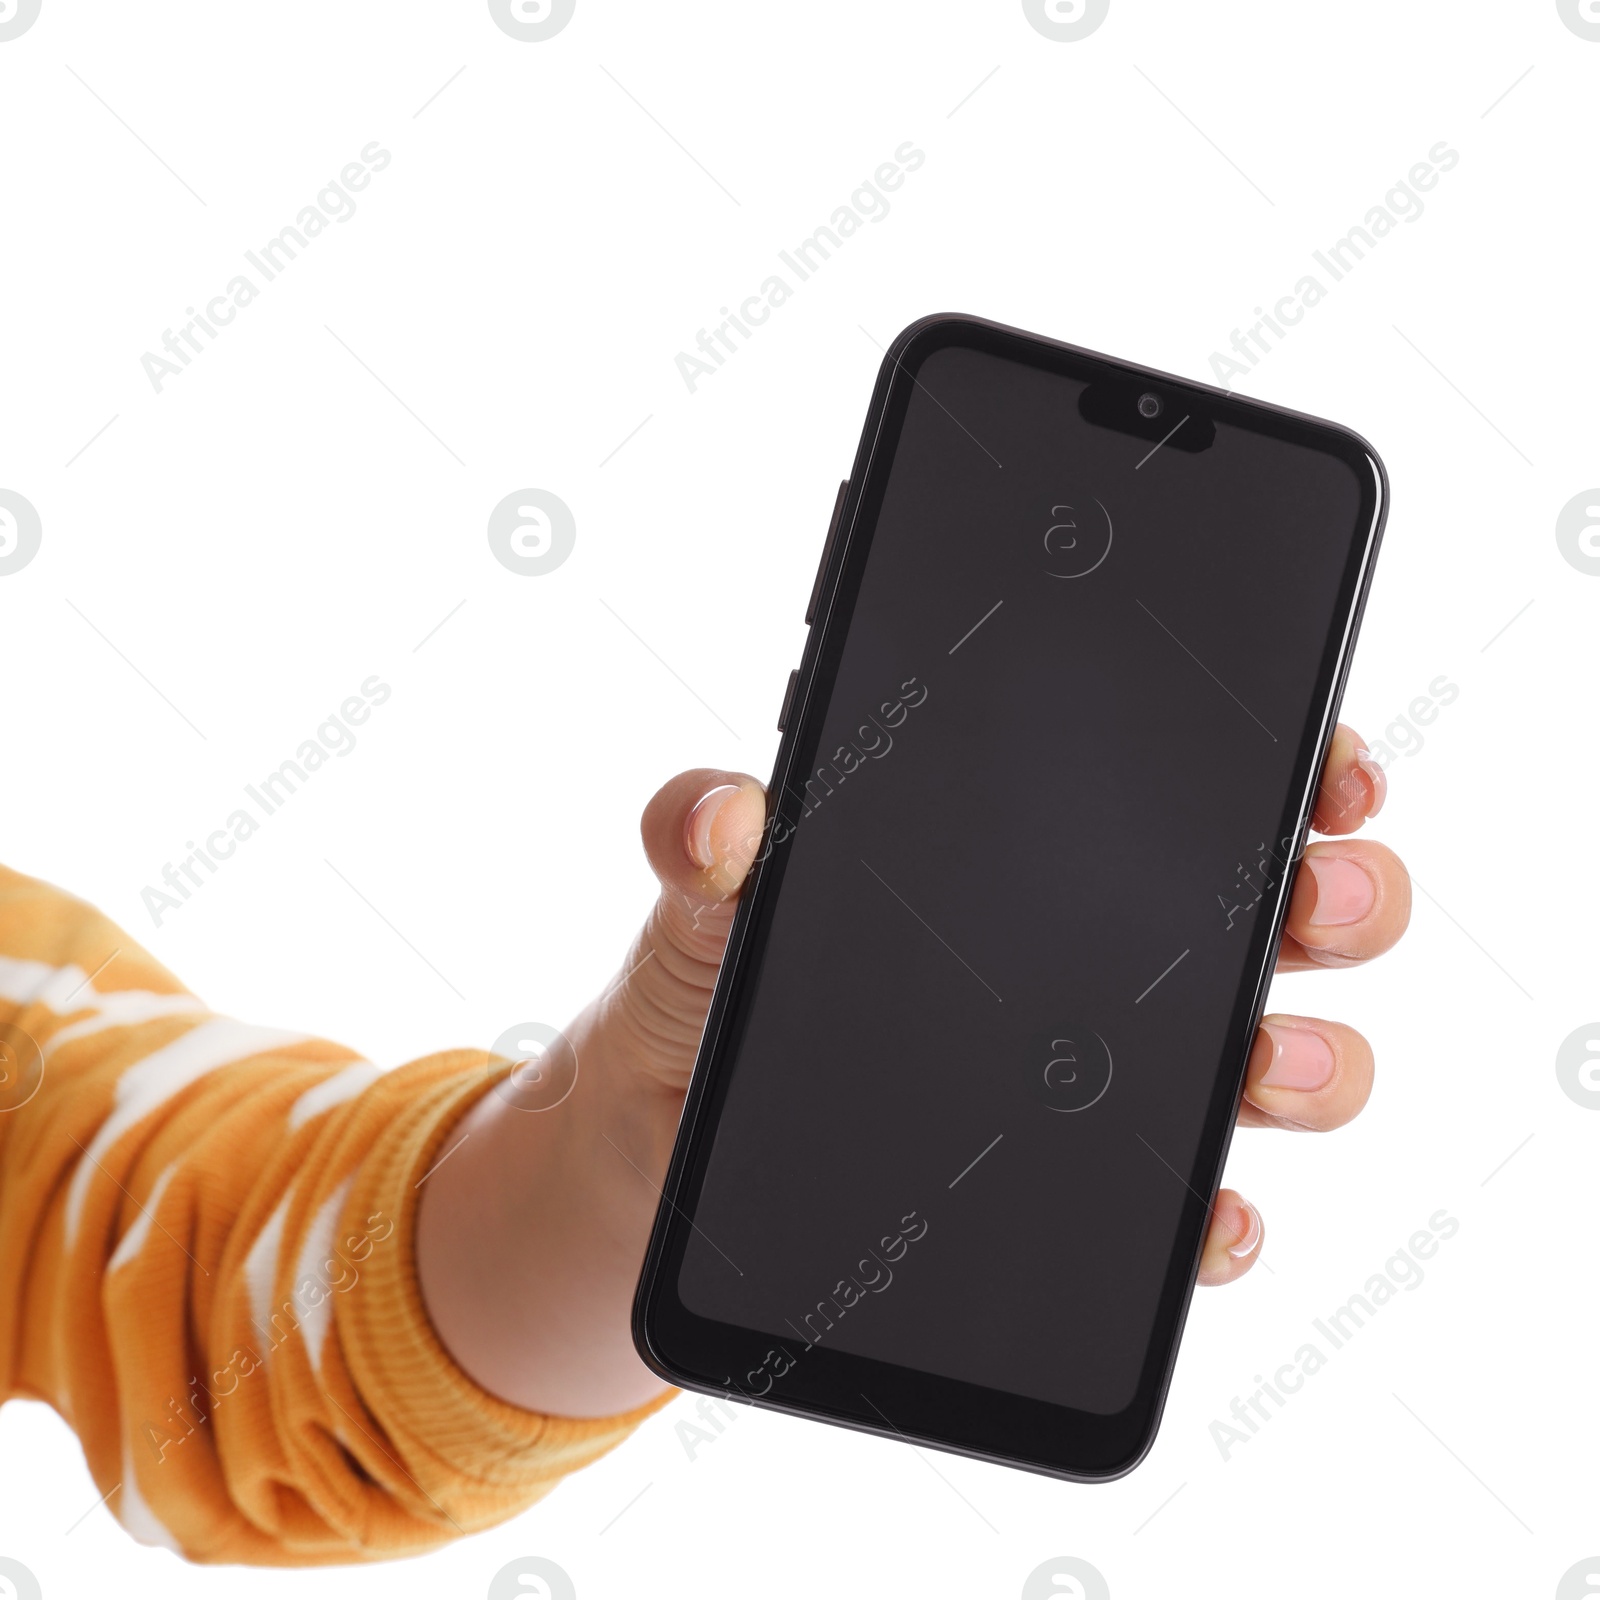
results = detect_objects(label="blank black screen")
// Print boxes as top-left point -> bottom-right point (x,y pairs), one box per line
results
677,340 -> 1369,1416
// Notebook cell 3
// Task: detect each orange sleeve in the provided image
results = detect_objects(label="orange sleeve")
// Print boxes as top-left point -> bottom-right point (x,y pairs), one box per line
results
0,864 -> 668,1565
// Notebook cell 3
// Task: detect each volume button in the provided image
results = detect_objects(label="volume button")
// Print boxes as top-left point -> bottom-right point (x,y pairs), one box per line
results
805,479 -> 850,626
777,669 -> 799,733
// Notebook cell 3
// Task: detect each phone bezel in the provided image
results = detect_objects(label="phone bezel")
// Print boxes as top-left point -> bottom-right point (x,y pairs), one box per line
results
633,312 -> 1389,1481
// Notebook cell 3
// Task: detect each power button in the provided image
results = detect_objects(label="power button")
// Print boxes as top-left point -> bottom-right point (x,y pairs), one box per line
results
805,480 -> 850,626
777,668 -> 799,733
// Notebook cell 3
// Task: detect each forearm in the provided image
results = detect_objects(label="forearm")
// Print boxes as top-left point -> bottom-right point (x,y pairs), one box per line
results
0,772 -> 760,1560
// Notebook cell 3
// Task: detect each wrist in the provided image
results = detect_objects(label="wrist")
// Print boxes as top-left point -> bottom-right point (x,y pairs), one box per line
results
414,1010 -> 688,1417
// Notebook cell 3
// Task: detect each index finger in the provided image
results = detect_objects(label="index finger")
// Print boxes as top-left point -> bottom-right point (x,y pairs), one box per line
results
1309,723 -> 1386,836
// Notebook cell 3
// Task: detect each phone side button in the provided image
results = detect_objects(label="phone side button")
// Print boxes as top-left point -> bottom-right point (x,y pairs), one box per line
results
777,669 -> 799,733
1288,797 -> 1316,863
805,479 -> 850,626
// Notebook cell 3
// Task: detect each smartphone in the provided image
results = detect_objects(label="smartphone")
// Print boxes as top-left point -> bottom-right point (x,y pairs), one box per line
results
633,313 -> 1388,1480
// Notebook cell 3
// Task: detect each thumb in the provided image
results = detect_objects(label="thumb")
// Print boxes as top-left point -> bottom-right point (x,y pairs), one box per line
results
599,769 -> 767,1086
642,768 -> 768,937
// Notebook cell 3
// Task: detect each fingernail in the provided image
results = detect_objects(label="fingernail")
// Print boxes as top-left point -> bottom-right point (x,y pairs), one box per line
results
1226,1198 -> 1263,1260
1260,1018 -> 1336,1091
685,785 -> 740,870
1354,748 -> 1388,817
1305,855 -> 1376,926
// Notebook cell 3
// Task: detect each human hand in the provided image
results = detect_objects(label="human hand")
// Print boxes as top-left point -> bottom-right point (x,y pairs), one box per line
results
416,734 -> 1407,1416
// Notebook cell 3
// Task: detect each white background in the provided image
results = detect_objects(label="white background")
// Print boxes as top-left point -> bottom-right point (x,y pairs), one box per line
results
1,1 -> 1596,1596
